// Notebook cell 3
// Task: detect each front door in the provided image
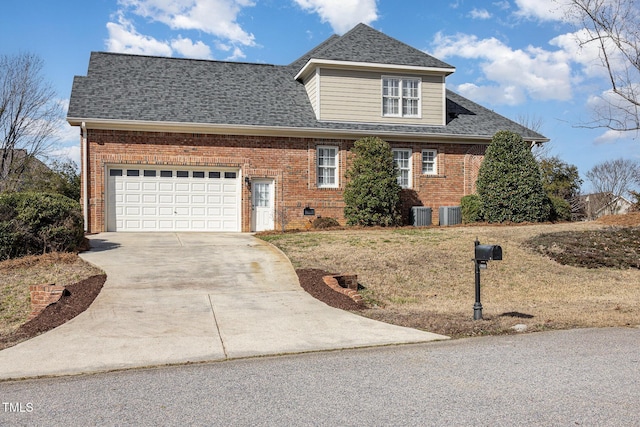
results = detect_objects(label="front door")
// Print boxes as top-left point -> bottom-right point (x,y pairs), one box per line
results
251,180 -> 274,232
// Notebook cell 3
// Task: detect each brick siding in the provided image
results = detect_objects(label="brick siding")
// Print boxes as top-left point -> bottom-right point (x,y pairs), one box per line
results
82,129 -> 484,232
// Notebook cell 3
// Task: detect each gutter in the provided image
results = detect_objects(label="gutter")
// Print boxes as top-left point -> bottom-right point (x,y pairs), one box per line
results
81,122 -> 88,233
67,117 -> 550,145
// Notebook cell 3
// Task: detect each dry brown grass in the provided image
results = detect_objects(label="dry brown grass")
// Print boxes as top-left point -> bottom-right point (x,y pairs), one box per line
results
262,220 -> 640,337
0,253 -> 103,337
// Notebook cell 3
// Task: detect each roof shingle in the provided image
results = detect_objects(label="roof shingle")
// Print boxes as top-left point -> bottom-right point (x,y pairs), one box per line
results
67,24 -> 546,142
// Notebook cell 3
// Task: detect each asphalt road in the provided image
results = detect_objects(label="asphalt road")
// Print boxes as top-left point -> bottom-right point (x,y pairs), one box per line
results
1,328 -> 639,426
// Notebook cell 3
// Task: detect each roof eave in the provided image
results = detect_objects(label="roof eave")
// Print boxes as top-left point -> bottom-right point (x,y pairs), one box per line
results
294,58 -> 455,81
66,117 -> 548,144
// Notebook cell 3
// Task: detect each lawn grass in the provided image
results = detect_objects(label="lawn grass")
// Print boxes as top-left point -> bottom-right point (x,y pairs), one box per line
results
0,253 -> 103,337
263,220 -> 640,338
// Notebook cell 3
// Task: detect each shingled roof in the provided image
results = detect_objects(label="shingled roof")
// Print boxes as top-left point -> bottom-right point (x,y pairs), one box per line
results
67,24 -> 547,142
290,23 -> 454,71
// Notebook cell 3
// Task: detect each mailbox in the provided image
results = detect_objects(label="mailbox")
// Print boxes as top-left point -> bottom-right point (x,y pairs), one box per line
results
473,240 -> 502,320
475,244 -> 502,261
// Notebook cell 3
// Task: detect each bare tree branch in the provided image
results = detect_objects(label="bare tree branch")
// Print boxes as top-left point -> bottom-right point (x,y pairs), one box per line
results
586,157 -> 640,197
565,0 -> 640,133
0,53 -> 62,192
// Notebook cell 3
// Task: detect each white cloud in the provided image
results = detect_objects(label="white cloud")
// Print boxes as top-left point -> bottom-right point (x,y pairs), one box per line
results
106,0 -> 258,60
513,0 -> 570,22
293,0 -> 378,34
457,82 -> 526,106
170,36 -> 213,59
469,8 -> 492,20
493,1 -> 511,10
50,144 -> 81,166
225,47 -> 246,61
118,0 -> 256,46
106,13 -> 173,56
432,32 -> 573,105
594,129 -> 629,144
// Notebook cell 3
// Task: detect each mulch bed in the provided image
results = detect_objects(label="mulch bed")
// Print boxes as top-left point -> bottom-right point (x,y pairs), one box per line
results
0,270 -> 362,350
0,274 -> 106,350
296,268 -> 367,311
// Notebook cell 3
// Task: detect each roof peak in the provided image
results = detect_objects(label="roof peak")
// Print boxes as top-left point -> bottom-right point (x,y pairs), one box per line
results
296,23 -> 454,71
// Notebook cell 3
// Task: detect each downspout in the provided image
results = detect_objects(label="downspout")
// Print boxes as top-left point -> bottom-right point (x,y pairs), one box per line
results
81,122 -> 88,233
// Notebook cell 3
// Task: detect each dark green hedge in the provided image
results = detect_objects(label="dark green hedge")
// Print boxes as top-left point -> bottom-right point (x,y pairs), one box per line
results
343,137 -> 402,226
476,131 -> 550,223
461,194 -> 483,223
0,192 -> 84,260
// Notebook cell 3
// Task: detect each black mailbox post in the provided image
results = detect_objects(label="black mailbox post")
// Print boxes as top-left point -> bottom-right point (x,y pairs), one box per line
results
473,239 -> 502,320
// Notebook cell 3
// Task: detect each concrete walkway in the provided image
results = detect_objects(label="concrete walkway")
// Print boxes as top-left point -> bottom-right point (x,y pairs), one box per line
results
0,233 -> 447,380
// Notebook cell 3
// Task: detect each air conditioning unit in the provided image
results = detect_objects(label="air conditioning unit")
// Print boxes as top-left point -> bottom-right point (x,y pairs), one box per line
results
439,206 -> 462,226
411,207 -> 432,226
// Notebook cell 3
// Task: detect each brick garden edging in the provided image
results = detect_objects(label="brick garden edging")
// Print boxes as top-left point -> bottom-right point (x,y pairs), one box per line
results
28,284 -> 67,321
322,274 -> 363,304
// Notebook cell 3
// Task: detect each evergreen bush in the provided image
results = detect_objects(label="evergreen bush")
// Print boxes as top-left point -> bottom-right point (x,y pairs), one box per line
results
476,131 -> 550,223
0,192 -> 84,260
343,137 -> 402,226
461,194 -> 483,223
548,195 -> 572,222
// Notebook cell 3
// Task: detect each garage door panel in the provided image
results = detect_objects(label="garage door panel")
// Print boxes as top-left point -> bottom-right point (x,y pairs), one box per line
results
158,194 -> 173,204
124,219 -> 141,229
108,167 -> 240,232
158,207 -> 173,216
175,207 -> 189,215
125,207 -> 140,215
142,220 -> 157,229
223,195 -> 237,205
158,220 -> 174,229
175,220 -> 190,229
191,195 -> 205,204
191,207 -> 206,216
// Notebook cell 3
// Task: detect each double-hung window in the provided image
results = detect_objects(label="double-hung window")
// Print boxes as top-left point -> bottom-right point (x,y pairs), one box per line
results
393,149 -> 412,188
422,149 -> 437,175
317,146 -> 338,188
382,77 -> 421,117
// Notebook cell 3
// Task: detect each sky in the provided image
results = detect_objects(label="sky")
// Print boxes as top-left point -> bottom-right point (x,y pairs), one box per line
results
1,0 -> 638,192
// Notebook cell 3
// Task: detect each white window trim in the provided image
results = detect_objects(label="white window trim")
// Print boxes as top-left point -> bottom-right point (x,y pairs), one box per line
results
317,145 -> 339,188
392,148 -> 412,189
382,76 -> 422,118
422,149 -> 438,175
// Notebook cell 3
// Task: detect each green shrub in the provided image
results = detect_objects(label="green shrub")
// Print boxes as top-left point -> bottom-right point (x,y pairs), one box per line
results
476,131 -> 550,223
312,217 -> 340,229
0,192 -> 84,260
461,194 -> 483,223
343,137 -> 402,226
548,195 -> 572,222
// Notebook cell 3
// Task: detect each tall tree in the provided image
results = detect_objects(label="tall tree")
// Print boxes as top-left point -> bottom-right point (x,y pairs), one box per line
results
586,158 -> 640,197
476,131 -> 549,223
564,0 -> 640,132
0,53 -> 62,192
539,156 -> 582,200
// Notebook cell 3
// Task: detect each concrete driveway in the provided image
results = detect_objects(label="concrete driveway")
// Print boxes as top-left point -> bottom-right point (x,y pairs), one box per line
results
0,233 -> 447,380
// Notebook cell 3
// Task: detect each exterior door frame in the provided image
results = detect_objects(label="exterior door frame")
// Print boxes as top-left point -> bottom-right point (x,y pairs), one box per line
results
251,179 -> 275,232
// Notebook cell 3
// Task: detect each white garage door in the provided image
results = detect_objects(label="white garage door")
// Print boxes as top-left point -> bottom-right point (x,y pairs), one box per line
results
106,166 -> 241,232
